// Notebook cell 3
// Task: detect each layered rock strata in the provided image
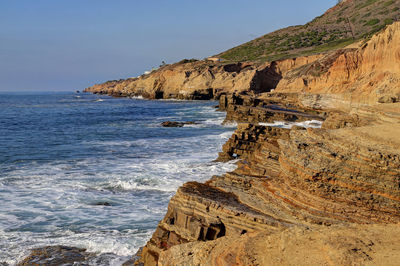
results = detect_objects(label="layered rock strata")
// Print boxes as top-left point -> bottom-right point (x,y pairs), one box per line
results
216,123 -> 290,162
219,93 -> 324,123
137,98 -> 400,265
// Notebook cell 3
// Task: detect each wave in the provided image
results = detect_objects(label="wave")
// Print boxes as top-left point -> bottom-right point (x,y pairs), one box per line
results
130,95 -> 144,99
0,228 -> 152,265
0,97 -> 235,263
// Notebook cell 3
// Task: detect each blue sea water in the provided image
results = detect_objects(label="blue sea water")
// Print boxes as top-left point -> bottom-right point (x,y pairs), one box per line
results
0,92 -> 237,264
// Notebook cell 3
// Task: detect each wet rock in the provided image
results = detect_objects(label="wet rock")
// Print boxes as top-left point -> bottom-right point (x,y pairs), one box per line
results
94,201 -> 112,206
18,246 -> 93,265
161,121 -> 198,127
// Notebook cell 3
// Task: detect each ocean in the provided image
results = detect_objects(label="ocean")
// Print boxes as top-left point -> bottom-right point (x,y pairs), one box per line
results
0,92 -> 237,264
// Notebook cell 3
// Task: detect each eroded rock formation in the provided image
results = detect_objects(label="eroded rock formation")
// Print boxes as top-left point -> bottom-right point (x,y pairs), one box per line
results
137,97 -> 400,265
275,22 -> 400,106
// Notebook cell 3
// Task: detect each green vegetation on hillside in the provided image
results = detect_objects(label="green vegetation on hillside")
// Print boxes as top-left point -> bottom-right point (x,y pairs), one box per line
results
218,0 -> 400,62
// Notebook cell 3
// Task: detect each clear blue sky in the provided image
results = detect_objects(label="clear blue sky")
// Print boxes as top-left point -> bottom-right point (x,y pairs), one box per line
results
0,0 -> 337,91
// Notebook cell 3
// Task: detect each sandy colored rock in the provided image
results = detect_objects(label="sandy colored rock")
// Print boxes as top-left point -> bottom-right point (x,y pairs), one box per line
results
159,224 -> 400,266
137,98 -> 400,265
275,22 -> 400,106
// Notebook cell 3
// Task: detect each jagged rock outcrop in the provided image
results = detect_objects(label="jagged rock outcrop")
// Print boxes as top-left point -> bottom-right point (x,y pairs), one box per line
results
216,123 -> 290,162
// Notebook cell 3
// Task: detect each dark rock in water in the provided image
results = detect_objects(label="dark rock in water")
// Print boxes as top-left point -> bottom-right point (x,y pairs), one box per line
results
161,121 -> 198,127
18,246 -> 93,265
94,201 -> 112,206
122,247 -> 143,266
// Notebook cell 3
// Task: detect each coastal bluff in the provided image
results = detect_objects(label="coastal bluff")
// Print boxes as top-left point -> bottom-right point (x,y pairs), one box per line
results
85,22 -> 400,107
131,23 -> 400,265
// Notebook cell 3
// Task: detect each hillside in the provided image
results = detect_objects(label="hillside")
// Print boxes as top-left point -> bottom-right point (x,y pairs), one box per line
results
218,0 -> 400,62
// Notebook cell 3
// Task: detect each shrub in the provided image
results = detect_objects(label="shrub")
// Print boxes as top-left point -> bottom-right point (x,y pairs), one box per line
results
383,0 -> 394,7
365,18 -> 380,26
384,18 -> 393,25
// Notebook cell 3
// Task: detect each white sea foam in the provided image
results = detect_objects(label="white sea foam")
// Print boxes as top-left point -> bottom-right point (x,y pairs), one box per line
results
0,228 -> 153,265
259,119 -> 323,129
130,95 -> 144,99
0,133 -> 237,264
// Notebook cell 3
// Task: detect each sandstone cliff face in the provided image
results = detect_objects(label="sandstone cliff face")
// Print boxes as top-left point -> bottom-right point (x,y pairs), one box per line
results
275,22 -> 400,105
84,61 -> 261,100
137,101 -> 400,265
83,55 -> 322,100
86,22 -> 400,109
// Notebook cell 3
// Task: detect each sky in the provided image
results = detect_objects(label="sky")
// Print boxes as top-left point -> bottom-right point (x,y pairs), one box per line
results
0,0 -> 337,91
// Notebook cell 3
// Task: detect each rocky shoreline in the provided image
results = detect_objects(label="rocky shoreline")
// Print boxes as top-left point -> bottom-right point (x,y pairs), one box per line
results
19,23 -> 400,265
133,92 -> 400,266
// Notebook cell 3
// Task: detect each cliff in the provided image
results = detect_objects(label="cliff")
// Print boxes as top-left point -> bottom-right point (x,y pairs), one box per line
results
137,97 -> 400,265
83,56 -> 320,100
275,22 -> 400,106
133,23 -> 400,266
85,23 -> 400,108
84,60 -> 261,100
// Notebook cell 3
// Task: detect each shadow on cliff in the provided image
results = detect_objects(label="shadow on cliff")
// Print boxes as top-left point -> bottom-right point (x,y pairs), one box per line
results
250,62 -> 282,93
